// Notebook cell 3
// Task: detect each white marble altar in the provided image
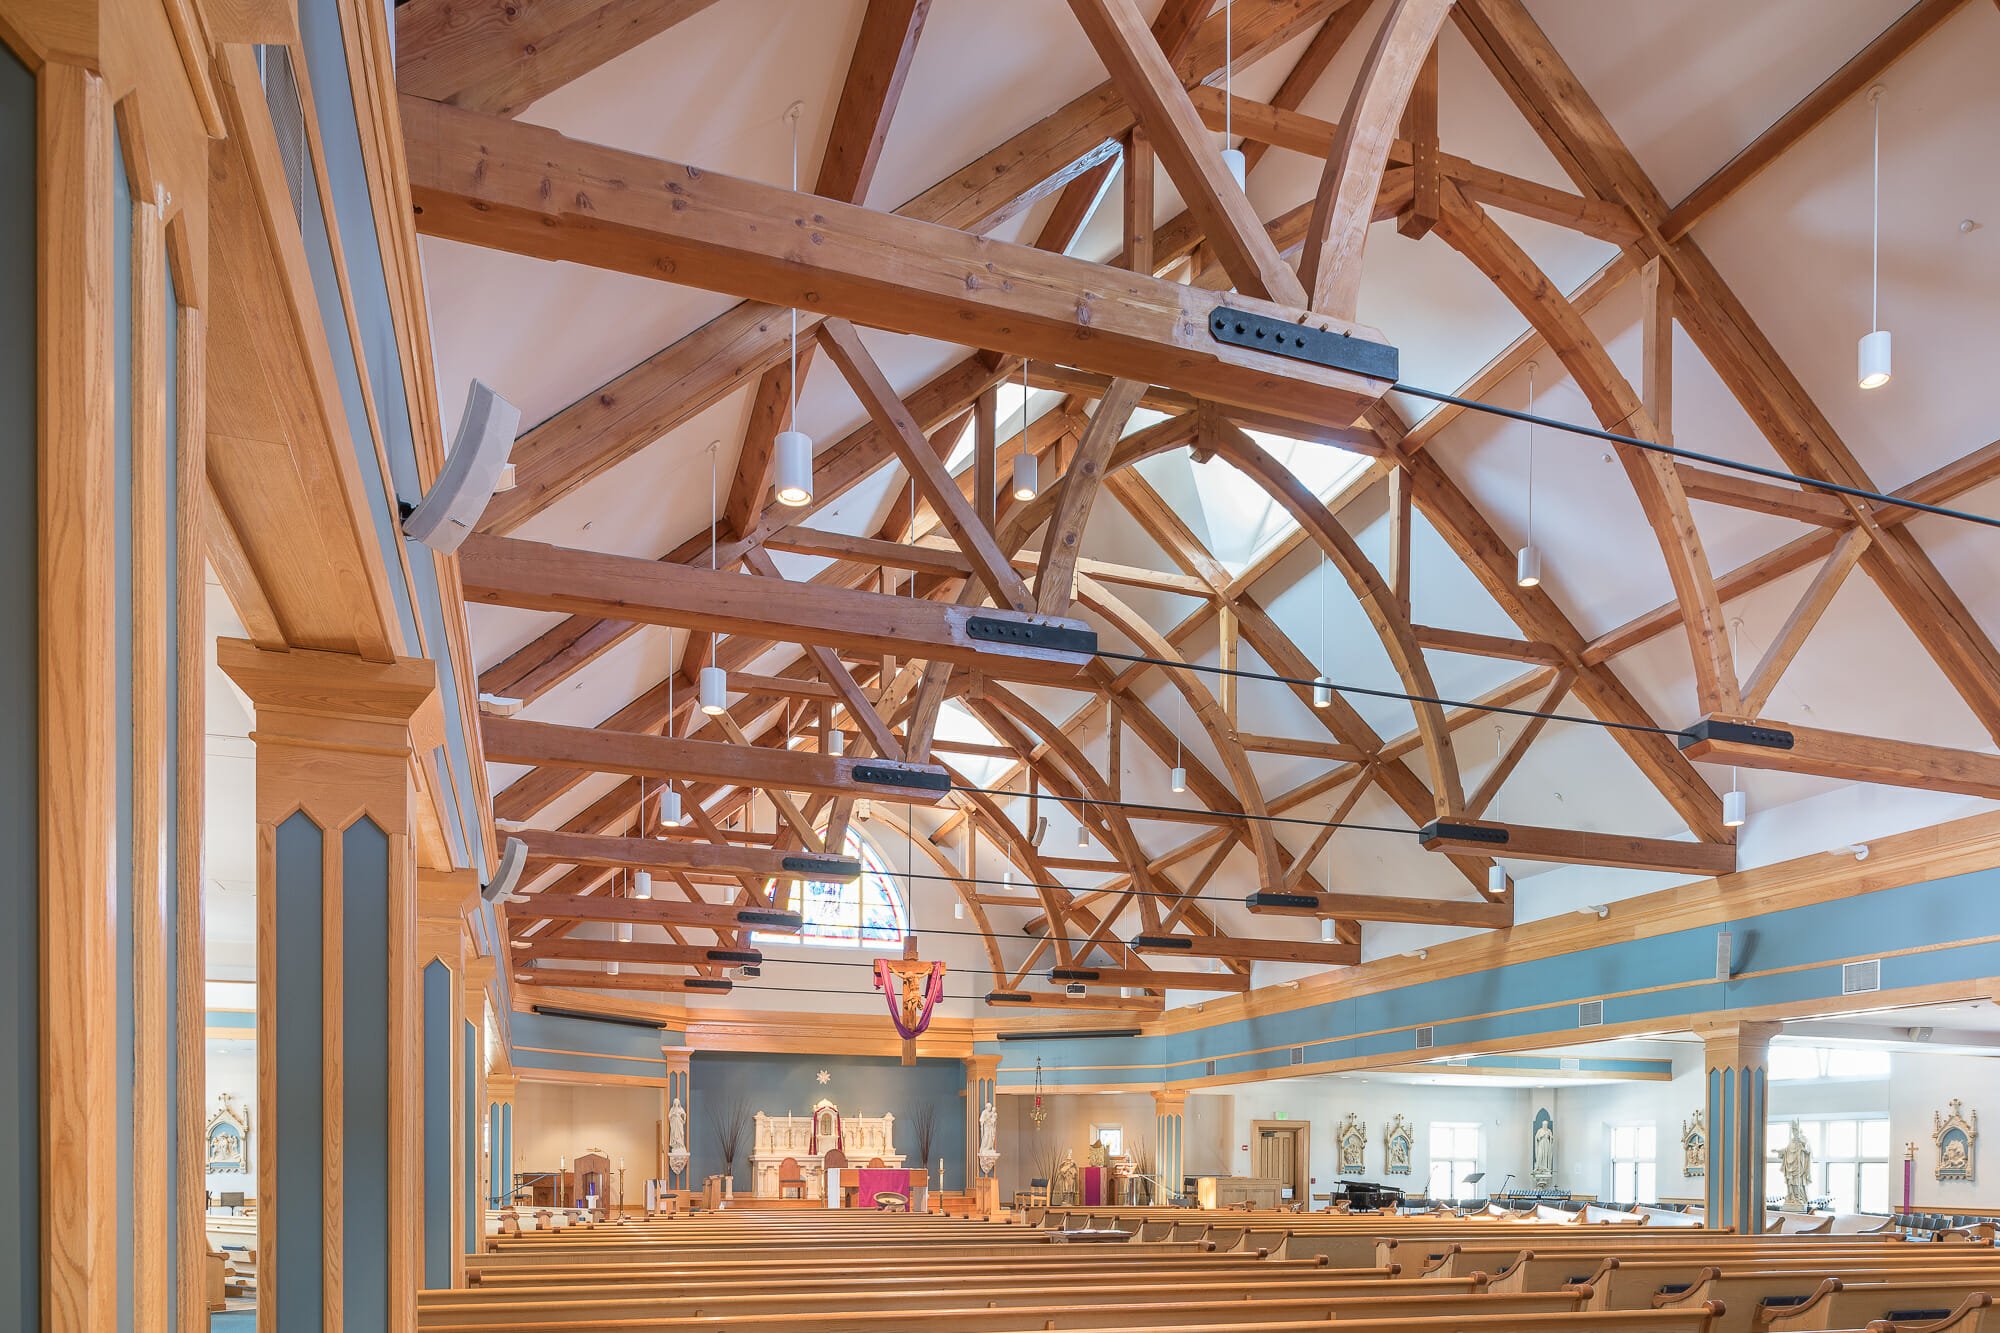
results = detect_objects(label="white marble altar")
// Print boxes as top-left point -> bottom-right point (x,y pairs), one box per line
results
749,1098 -> 904,1199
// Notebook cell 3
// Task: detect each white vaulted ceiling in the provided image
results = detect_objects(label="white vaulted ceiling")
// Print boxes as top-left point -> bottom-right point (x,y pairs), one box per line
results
419,0 -> 2000,1013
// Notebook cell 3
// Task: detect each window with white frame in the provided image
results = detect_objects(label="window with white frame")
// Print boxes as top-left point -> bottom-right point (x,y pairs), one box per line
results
1766,1117 -> 1891,1214
752,829 -> 909,948
1090,1124 -> 1124,1158
1428,1122 -> 1480,1200
1609,1122 -> 1657,1204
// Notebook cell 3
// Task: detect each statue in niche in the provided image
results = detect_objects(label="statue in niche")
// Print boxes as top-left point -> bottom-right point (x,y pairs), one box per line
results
667,1098 -> 689,1157
1383,1115 -> 1413,1176
1054,1149 -> 1080,1203
1337,1112 -> 1367,1174
1933,1100 -> 1978,1183
1531,1108 -> 1556,1187
1681,1110 -> 1707,1178
979,1100 -> 999,1158
1779,1121 -> 1813,1211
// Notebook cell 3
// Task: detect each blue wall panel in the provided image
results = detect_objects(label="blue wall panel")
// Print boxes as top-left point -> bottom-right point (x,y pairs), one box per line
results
0,41 -> 37,1331
985,866 -> 2000,1090
689,1052 -> 966,1190
273,813 -> 326,1325
342,818 -> 391,1330
162,250 -> 182,1333
463,1020 -> 477,1255
422,961 -> 452,1289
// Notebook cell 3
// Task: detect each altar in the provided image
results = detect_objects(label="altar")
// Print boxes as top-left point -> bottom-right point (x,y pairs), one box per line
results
749,1098 -> 905,1200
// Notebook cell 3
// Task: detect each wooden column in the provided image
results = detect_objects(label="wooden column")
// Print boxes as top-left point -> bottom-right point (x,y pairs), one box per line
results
661,1048 -> 692,1194
415,870 -> 471,1290
965,1054 -> 999,1206
486,1073 -> 518,1216
220,639 -> 439,1333
1698,1020 -> 1779,1235
463,958 -> 493,1238
1153,1090 -> 1187,1206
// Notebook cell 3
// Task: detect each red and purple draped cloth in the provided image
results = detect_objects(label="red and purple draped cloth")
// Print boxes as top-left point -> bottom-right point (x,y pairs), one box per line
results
873,959 -> 946,1040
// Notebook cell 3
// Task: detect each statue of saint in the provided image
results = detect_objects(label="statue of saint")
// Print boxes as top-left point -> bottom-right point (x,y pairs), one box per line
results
1055,1149 -> 1080,1202
978,1100 -> 999,1157
667,1097 -> 689,1156
1532,1118 -> 1555,1181
1780,1121 -> 1813,1211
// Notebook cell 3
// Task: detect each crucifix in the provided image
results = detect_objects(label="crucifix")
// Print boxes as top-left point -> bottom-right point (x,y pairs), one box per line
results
873,935 -> 946,1066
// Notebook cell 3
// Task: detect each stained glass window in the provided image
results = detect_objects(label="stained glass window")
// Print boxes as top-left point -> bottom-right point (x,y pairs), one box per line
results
756,829 -> 909,948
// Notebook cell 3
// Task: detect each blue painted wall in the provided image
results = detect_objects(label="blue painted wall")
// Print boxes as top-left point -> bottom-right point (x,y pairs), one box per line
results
689,1052 -> 966,1190
421,962 -> 452,1289
342,818 -> 391,1329
509,1010 -> 674,1083
272,814 -> 325,1325
984,865 -> 2000,1091
0,40 -> 36,1332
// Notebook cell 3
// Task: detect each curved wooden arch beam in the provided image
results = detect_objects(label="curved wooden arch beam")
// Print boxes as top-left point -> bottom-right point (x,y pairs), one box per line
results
1034,378 -> 1150,615
867,801 -> 1008,983
1432,181 -> 1739,715
973,684 -> 1167,935
1071,574 -> 1289,895
1299,0 -> 1456,318
934,758 -> 1087,968
1206,421 -> 1465,815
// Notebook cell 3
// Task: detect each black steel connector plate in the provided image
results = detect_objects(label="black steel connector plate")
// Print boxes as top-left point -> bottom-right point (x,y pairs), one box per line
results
735,908 -> 804,930
1130,935 -> 1194,950
852,763 -> 952,793
1245,891 -> 1319,910
1676,718 -> 1796,751
1209,306 -> 1401,382
780,854 -> 863,879
965,615 -> 1097,657
1418,821 -> 1510,846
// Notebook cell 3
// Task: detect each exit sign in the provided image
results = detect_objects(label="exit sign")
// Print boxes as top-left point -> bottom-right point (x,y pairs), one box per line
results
1275,1112 -> 1288,1120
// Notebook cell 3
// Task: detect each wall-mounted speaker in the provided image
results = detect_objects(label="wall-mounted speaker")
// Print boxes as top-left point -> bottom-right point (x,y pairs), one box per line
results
401,379 -> 521,553
480,836 -> 528,904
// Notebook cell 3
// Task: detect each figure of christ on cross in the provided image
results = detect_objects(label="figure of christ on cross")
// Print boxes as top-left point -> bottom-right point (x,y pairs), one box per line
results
874,935 -> 946,1066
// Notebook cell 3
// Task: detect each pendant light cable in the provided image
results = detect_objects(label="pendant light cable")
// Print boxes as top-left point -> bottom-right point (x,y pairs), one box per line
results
789,103 -> 801,432
1870,89 -> 1881,335
1525,361 -> 1536,549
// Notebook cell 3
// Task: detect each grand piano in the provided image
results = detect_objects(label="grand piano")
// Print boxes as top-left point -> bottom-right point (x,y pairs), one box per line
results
1329,1179 -> 1406,1212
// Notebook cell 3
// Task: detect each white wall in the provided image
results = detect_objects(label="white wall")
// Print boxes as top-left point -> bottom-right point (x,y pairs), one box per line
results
1887,1051 -> 1998,1214
1552,1054 -> 1708,1203
204,1037 -> 257,1196
514,1078 -> 663,1191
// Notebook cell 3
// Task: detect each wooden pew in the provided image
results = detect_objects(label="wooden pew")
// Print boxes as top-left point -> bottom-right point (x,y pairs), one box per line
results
1763,1280 -> 2000,1333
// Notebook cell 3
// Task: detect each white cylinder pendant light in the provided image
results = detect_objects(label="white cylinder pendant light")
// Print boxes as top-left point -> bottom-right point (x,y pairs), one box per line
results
773,429 -> 815,506
1517,361 -> 1543,589
1169,765 -> 1187,794
605,960 -> 620,976
1312,675 -> 1334,709
1488,863 -> 1507,896
1858,329 -> 1891,391
1858,86 -> 1892,391
633,870 -> 653,901
1011,447 -> 1039,502
617,921 -> 633,944
953,899 -> 965,921
826,728 -> 845,757
855,798 -> 872,822
1220,146 -> 1246,191
1077,823 -> 1090,849
659,786 -> 684,828
1516,544 -> 1542,588
1723,787 -> 1748,828
699,664 -> 727,715
1319,919 -> 1336,944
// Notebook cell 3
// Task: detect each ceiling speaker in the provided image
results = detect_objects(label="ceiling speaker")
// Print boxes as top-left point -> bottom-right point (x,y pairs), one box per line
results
480,836 -> 528,904
401,379 -> 521,553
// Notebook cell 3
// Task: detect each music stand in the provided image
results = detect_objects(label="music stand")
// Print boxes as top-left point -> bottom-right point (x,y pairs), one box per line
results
1460,1171 -> 1485,1207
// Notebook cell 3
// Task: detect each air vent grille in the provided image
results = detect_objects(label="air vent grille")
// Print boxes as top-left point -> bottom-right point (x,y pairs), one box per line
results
1843,959 -> 1882,994
258,47 -> 308,227
1560,1057 -> 1581,1072
1414,1026 -> 1435,1050
1578,999 -> 1605,1027
1290,1045 -> 1305,1066
1716,931 -> 1733,981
